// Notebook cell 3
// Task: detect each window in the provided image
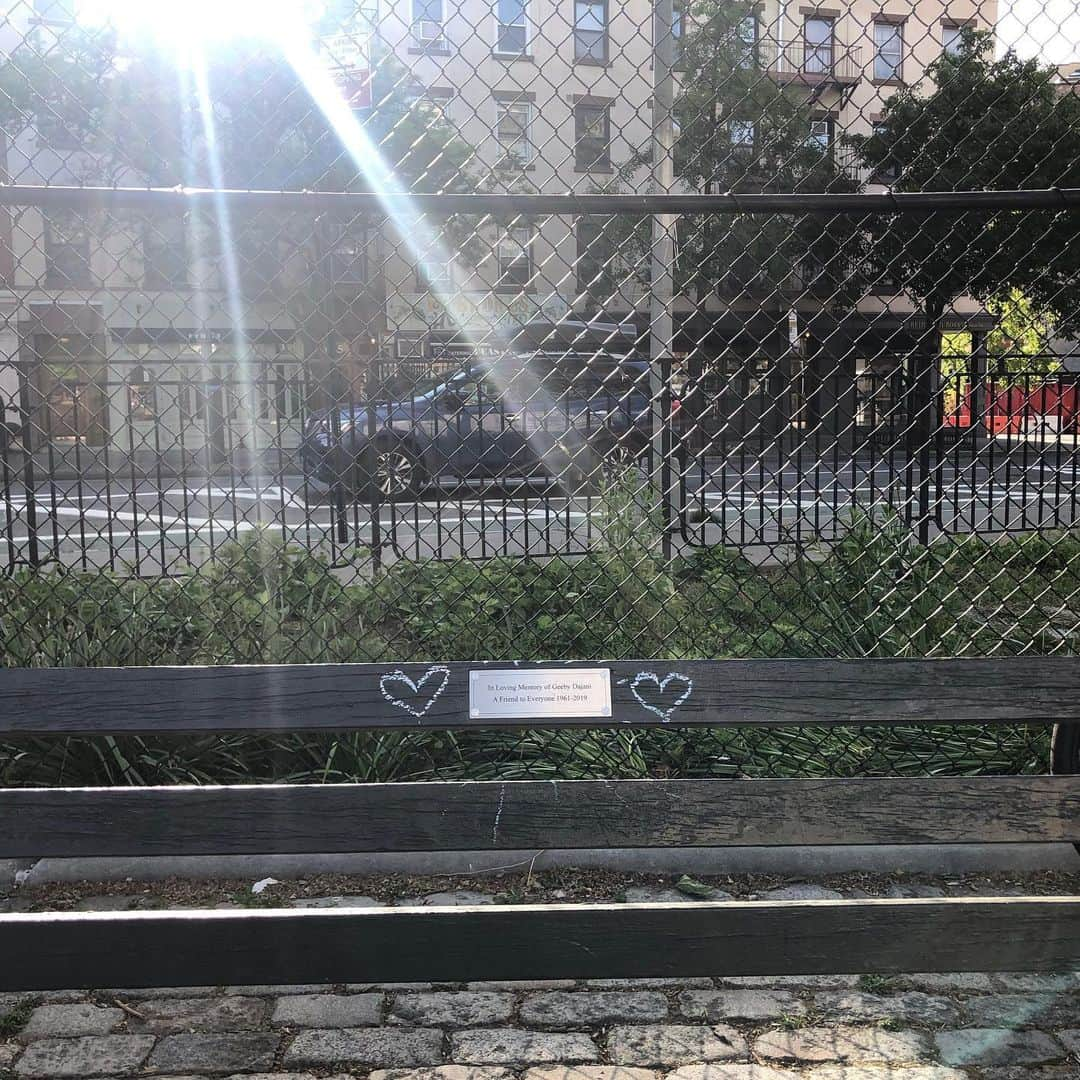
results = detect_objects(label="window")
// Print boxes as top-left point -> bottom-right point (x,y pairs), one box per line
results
575,216 -> 614,297
44,211 -> 92,288
575,0 -> 608,63
412,0 -> 444,46
736,13 -> 759,67
416,251 -> 453,290
873,20 -> 903,81
325,227 -> 370,286
808,117 -> 833,154
729,119 -> 756,152
496,0 -> 528,54
871,121 -> 900,182
803,16 -> 833,74
574,102 -> 611,171
942,23 -> 964,56
127,366 -> 157,422
496,99 -> 532,166
497,226 -> 533,288
143,216 -> 189,290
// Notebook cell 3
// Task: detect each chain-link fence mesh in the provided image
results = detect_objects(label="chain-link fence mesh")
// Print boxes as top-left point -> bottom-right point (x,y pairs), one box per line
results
2,0 -> 1080,785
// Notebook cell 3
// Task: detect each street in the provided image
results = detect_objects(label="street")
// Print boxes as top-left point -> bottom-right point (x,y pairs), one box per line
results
4,451 -> 1080,572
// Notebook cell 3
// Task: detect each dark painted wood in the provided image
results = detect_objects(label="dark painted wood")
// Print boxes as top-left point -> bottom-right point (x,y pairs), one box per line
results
3,776 -> 1078,858
1,657 -> 1077,735
2,898 -> 1078,991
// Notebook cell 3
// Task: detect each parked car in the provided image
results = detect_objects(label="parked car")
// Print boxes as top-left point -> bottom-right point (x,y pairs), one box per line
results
302,353 -> 662,497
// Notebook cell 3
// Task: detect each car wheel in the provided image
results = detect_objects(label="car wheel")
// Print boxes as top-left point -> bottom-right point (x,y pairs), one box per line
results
358,443 -> 420,500
1050,722 -> 1080,854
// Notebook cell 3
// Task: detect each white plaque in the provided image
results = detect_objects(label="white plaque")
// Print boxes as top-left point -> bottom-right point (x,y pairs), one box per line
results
469,668 -> 612,719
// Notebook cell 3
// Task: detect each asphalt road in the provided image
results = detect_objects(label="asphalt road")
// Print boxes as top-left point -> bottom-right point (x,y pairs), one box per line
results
4,454 -> 1080,573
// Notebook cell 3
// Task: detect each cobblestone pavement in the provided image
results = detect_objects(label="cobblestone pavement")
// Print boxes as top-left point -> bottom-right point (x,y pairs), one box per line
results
1,877 -> 1078,1079
2,969 -> 1079,1078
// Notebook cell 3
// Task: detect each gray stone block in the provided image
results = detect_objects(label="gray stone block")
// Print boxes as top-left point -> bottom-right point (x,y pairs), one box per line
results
393,993 -> 514,1027
935,1028 -> 1066,1067
606,1025 -> 747,1067
520,992 -> 668,1026
677,989 -> 804,1023
451,1030 -> 599,1066
369,1068 -> 514,1080
272,993 -> 383,1028
128,996 -> 268,1034
285,1027 -> 444,1069
22,1004 -> 124,1040
147,1033 -> 280,1074
963,994 -> 1080,1029
15,1035 -> 155,1077
813,990 -> 960,1026
754,1026 -> 932,1064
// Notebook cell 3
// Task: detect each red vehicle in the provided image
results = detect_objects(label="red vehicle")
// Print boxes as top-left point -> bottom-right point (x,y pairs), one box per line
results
945,379 -> 1080,435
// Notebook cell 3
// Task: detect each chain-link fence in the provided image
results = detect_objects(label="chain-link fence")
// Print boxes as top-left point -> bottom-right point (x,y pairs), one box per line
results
2,0 -> 1080,785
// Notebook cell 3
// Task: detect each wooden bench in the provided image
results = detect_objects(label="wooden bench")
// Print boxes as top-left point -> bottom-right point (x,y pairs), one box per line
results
1,657 -> 1078,991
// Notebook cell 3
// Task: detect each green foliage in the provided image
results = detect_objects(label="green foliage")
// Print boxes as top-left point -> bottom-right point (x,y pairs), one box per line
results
942,288 -> 1060,380
0,520 -> 1070,787
0,999 -> 35,1039
852,30 -> 1080,318
600,0 -> 861,304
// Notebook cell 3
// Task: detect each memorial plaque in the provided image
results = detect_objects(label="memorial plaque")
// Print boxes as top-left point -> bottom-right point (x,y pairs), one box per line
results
469,668 -> 612,719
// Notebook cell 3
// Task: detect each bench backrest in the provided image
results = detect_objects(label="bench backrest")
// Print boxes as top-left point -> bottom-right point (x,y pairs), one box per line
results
1,657 -> 1078,991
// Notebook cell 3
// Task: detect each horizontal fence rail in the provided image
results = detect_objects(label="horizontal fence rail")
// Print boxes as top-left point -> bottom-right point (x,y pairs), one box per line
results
3,775 -> 1079,857
4,183 -> 1080,215
2,657 -> 1079,735
3,898 -> 1079,991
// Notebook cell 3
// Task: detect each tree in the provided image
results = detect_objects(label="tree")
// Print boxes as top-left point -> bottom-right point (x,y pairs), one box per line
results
593,0 -> 861,310
852,31 -> 1080,327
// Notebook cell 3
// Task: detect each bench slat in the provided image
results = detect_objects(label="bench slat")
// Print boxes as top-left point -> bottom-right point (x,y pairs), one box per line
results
2,776 -> 1078,857
0,657 -> 1078,735
2,898 -> 1078,991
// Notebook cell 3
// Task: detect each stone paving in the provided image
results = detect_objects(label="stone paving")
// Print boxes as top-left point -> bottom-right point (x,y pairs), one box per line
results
2,969 -> 1078,1078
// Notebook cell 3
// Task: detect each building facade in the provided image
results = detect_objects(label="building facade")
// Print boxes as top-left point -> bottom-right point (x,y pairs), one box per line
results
0,0 -> 999,466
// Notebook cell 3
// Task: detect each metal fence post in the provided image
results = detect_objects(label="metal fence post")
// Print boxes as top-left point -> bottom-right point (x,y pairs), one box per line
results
650,0 -> 676,562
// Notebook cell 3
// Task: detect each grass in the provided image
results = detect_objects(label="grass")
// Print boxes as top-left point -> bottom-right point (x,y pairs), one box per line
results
858,973 -> 899,994
1,511 -> 1076,787
0,999 -> 35,1039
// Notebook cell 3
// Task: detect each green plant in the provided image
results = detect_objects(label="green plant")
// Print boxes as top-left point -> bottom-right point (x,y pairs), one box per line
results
858,973 -> 898,994
0,998 -> 36,1039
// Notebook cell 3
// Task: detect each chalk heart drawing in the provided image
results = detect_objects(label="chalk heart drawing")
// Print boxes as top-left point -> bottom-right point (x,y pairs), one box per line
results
379,665 -> 451,720
629,671 -> 693,722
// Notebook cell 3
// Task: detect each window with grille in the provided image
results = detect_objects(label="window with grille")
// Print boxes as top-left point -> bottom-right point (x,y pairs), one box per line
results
496,99 -> 532,165
874,21 -> 903,81
808,117 -> 833,154
574,102 -> 611,171
496,0 -> 528,54
497,226 -> 533,288
574,0 -> 608,63
43,211 -> 92,288
412,0 -> 445,46
803,16 -> 833,74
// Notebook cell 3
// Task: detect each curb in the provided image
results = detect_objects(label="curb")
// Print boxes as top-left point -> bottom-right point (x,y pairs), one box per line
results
7,843 -> 1078,888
